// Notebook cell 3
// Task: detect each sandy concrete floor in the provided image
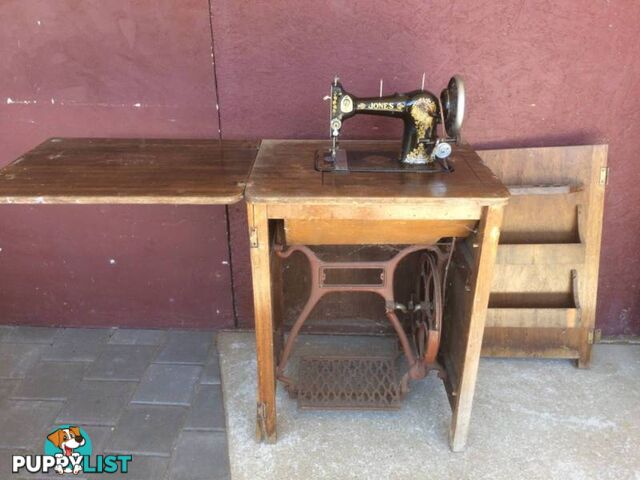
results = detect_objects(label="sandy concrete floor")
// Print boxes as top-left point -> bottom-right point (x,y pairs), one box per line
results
218,331 -> 640,480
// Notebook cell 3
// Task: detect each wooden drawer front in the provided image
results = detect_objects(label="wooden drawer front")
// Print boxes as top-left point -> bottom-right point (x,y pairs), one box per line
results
284,219 -> 476,245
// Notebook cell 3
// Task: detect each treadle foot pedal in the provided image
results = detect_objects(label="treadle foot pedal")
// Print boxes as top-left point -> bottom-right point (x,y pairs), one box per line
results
297,355 -> 401,410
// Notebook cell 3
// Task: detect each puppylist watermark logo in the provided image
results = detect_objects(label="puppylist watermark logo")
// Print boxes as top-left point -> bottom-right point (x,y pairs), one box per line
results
12,425 -> 132,475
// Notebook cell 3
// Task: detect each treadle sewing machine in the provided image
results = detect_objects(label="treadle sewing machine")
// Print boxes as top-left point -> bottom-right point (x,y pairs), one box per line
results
275,76 -> 467,408
244,75 -> 509,450
317,75 -> 465,172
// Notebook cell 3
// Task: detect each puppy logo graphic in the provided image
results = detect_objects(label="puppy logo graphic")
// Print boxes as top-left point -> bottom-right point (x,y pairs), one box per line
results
45,425 -> 91,475
12,424 -> 131,475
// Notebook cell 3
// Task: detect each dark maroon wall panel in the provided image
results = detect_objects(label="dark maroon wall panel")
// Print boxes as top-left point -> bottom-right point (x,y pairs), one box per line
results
0,0 -> 232,329
0,205 -> 233,328
213,1 -> 640,335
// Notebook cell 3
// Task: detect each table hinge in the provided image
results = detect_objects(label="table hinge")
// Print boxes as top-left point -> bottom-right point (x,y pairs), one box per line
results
599,166 -> 610,186
249,226 -> 259,248
588,329 -> 602,344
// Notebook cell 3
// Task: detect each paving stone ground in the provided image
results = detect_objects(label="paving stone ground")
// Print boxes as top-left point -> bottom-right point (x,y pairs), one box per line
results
0,326 -> 229,480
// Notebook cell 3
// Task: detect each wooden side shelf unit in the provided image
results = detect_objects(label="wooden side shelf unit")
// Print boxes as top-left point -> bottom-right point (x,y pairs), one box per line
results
477,145 -> 607,367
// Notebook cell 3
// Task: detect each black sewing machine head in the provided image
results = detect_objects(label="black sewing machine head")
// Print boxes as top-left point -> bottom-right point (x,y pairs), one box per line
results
316,75 -> 465,173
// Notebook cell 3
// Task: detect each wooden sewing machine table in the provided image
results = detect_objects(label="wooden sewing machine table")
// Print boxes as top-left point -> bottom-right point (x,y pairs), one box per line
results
245,139 -> 510,451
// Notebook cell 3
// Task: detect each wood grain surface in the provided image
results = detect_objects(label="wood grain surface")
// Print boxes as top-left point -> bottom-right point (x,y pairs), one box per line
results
478,144 -> 607,366
246,140 -> 509,204
0,138 -> 259,205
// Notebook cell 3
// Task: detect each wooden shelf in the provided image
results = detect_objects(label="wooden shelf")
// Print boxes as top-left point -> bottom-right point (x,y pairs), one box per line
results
506,184 -> 582,196
477,145 -> 606,366
496,243 -> 585,265
486,307 -> 580,328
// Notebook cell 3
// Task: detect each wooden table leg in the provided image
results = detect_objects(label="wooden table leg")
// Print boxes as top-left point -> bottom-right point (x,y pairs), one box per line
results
247,203 -> 277,443
449,205 -> 504,452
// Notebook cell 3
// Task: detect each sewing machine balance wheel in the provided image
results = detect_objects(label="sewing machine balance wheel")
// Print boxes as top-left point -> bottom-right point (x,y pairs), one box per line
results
440,75 -> 465,138
412,252 -> 443,366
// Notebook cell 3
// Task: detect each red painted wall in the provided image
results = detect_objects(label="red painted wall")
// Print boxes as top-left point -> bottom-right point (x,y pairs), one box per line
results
0,0 -> 234,329
214,1 -> 640,336
1,1 -> 638,335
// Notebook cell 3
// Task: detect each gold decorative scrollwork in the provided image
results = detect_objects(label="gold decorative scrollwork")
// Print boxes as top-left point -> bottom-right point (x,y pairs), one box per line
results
405,97 -> 438,164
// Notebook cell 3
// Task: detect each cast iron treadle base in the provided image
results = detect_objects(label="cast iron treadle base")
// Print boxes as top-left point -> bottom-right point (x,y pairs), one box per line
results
297,355 -> 401,410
